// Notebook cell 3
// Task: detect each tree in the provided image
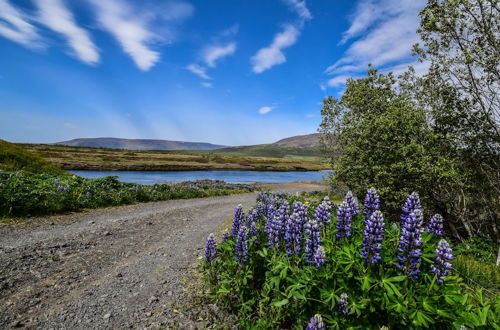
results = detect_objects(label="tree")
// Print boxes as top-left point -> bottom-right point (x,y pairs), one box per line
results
319,69 -> 460,221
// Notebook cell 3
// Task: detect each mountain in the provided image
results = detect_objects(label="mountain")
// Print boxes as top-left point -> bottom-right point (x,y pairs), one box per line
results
272,133 -> 319,147
55,138 -> 226,151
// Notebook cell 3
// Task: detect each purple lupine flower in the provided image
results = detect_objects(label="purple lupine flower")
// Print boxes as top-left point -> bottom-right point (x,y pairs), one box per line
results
397,210 -> 424,280
335,201 -> 353,238
305,218 -> 321,264
255,201 -> 266,219
430,239 -> 454,284
246,209 -> 259,236
315,197 -> 333,229
306,314 -> 325,330
204,233 -> 217,262
425,214 -> 444,237
234,226 -> 249,264
284,201 -> 308,256
338,293 -> 349,315
360,210 -> 385,265
345,191 -> 360,216
221,229 -> 230,242
231,204 -> 245,237
400,192 -> 422,225
265,201 -> 289,248
363,187 -> 380,218
313,246 -> 326,269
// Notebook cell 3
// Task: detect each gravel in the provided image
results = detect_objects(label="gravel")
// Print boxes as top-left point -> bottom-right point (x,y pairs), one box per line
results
0,182 -> 322,329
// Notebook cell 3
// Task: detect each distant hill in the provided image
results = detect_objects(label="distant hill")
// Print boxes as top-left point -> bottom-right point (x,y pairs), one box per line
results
201,133 -> 322,160
55,138 -> 226,151
0,139 -> 65,174
272,133 -> 319,147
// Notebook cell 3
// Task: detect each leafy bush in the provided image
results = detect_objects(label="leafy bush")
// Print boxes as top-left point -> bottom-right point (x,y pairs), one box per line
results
0,172 -> 256,217
201,190 -> 499,329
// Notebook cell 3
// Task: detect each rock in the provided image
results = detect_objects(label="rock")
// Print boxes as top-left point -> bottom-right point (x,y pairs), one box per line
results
103,231 -> 111,236
145,312 -> 152,317
149,296 -> 158,304
88,221 -> 95,225
103,313 -> 111,319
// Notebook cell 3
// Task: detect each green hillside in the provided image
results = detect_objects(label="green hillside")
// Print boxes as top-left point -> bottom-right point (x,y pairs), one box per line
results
0,140 -> 65,174
189,145 -> 323,161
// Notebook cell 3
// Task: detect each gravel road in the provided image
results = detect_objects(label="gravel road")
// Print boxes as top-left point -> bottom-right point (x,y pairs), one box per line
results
0,182 -> 322,329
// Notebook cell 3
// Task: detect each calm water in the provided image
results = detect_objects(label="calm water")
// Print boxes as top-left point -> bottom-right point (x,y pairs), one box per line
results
70,170 -> 332,185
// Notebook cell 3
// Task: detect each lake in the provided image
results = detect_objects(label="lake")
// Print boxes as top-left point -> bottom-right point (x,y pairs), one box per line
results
70,170 -> 332,185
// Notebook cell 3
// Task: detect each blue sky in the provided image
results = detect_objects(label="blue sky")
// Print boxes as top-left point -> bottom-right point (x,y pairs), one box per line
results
0,0 -> 428,145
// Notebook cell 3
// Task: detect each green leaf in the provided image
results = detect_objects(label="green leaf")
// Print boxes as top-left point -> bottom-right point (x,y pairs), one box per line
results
271,298 -> 289,307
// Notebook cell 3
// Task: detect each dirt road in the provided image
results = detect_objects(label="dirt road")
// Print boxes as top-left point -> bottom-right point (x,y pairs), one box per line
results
0,182 -> 321,329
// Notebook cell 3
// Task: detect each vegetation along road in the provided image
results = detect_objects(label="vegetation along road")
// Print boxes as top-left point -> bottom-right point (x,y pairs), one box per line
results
0,181 -> 321,329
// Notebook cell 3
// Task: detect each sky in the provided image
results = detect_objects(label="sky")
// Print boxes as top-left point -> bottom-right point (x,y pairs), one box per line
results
0,0 -> 428,146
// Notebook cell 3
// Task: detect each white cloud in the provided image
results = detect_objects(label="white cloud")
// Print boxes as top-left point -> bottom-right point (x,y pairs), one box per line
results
35,0 -> 99,64
0,0 -> 41,48
89,0 -> 160,71
323,0 -> 426,89
283,0 -> 312,22
186,64 -> 211,80
251,24 -> 300,74
201,82 -> 213,88
258,106 -> 274,115
203,42 -> 236,67
251,0 -> 312,74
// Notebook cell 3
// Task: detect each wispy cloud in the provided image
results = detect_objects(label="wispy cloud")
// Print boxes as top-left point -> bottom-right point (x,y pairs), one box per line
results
89,0 -> 160,71
258,106 -> 274,115
35,0 -> 99,64
283,0 -> 312,22
186,64 -> 211,80
323,0 -> 426,89
202,42 -> 236,67
201,82 -> 213,88
0,0 -> 41,48
187,25 -> 238,80
251,0 -> 311,74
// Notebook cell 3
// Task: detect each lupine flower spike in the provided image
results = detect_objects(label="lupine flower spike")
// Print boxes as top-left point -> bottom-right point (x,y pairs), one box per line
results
345,191 -> 360,216
204,233 -> 217,262
234,226 -> 249,264
397,210 -> 423,280
306,314 -> 325,330
360,210 -> 385,265
338,293 -> 349,315
231,204 -> 245,237
221,229 -> 230,242
336,201 -> 353,238
265,201 -> 289,248
401,192 -> 422,225
363,187 -> 380,219
315,197 -> 333,229
285,201 -> 308,256
430,239 -> 454,284
305,218 -> 321,264
313,246 -> 326,269
425,214 -> 444,236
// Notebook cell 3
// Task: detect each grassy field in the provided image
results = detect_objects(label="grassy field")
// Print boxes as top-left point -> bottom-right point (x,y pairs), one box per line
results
19,143 -> 329,171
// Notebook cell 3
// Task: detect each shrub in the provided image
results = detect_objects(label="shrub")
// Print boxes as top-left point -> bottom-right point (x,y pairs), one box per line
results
201,190 -> 498,328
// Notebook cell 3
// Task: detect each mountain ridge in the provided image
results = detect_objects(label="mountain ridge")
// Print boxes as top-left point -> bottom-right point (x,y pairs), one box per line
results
54,133 -> 320,151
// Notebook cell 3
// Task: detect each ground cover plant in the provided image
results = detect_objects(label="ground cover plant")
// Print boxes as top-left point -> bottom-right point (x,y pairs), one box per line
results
0,171 -> 256,217
202,190 -> 499,329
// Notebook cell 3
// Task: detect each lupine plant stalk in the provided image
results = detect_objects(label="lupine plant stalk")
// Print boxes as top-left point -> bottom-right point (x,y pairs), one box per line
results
360,210 -> 385,265
363,187 -> 380,218
430,239 -> 454,284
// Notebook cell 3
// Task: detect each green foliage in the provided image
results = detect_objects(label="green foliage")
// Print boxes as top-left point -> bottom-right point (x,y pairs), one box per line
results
319,69 -> 459,220
0,172 -> 255,217
0,139 -> 65,175
201,194 -> 499,329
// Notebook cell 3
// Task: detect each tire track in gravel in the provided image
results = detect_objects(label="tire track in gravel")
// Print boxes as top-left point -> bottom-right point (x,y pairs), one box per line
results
0,182 -> 321,329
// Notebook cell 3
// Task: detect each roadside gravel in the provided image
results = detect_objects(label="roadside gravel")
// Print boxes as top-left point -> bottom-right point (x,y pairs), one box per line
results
0,181 -> 322,329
